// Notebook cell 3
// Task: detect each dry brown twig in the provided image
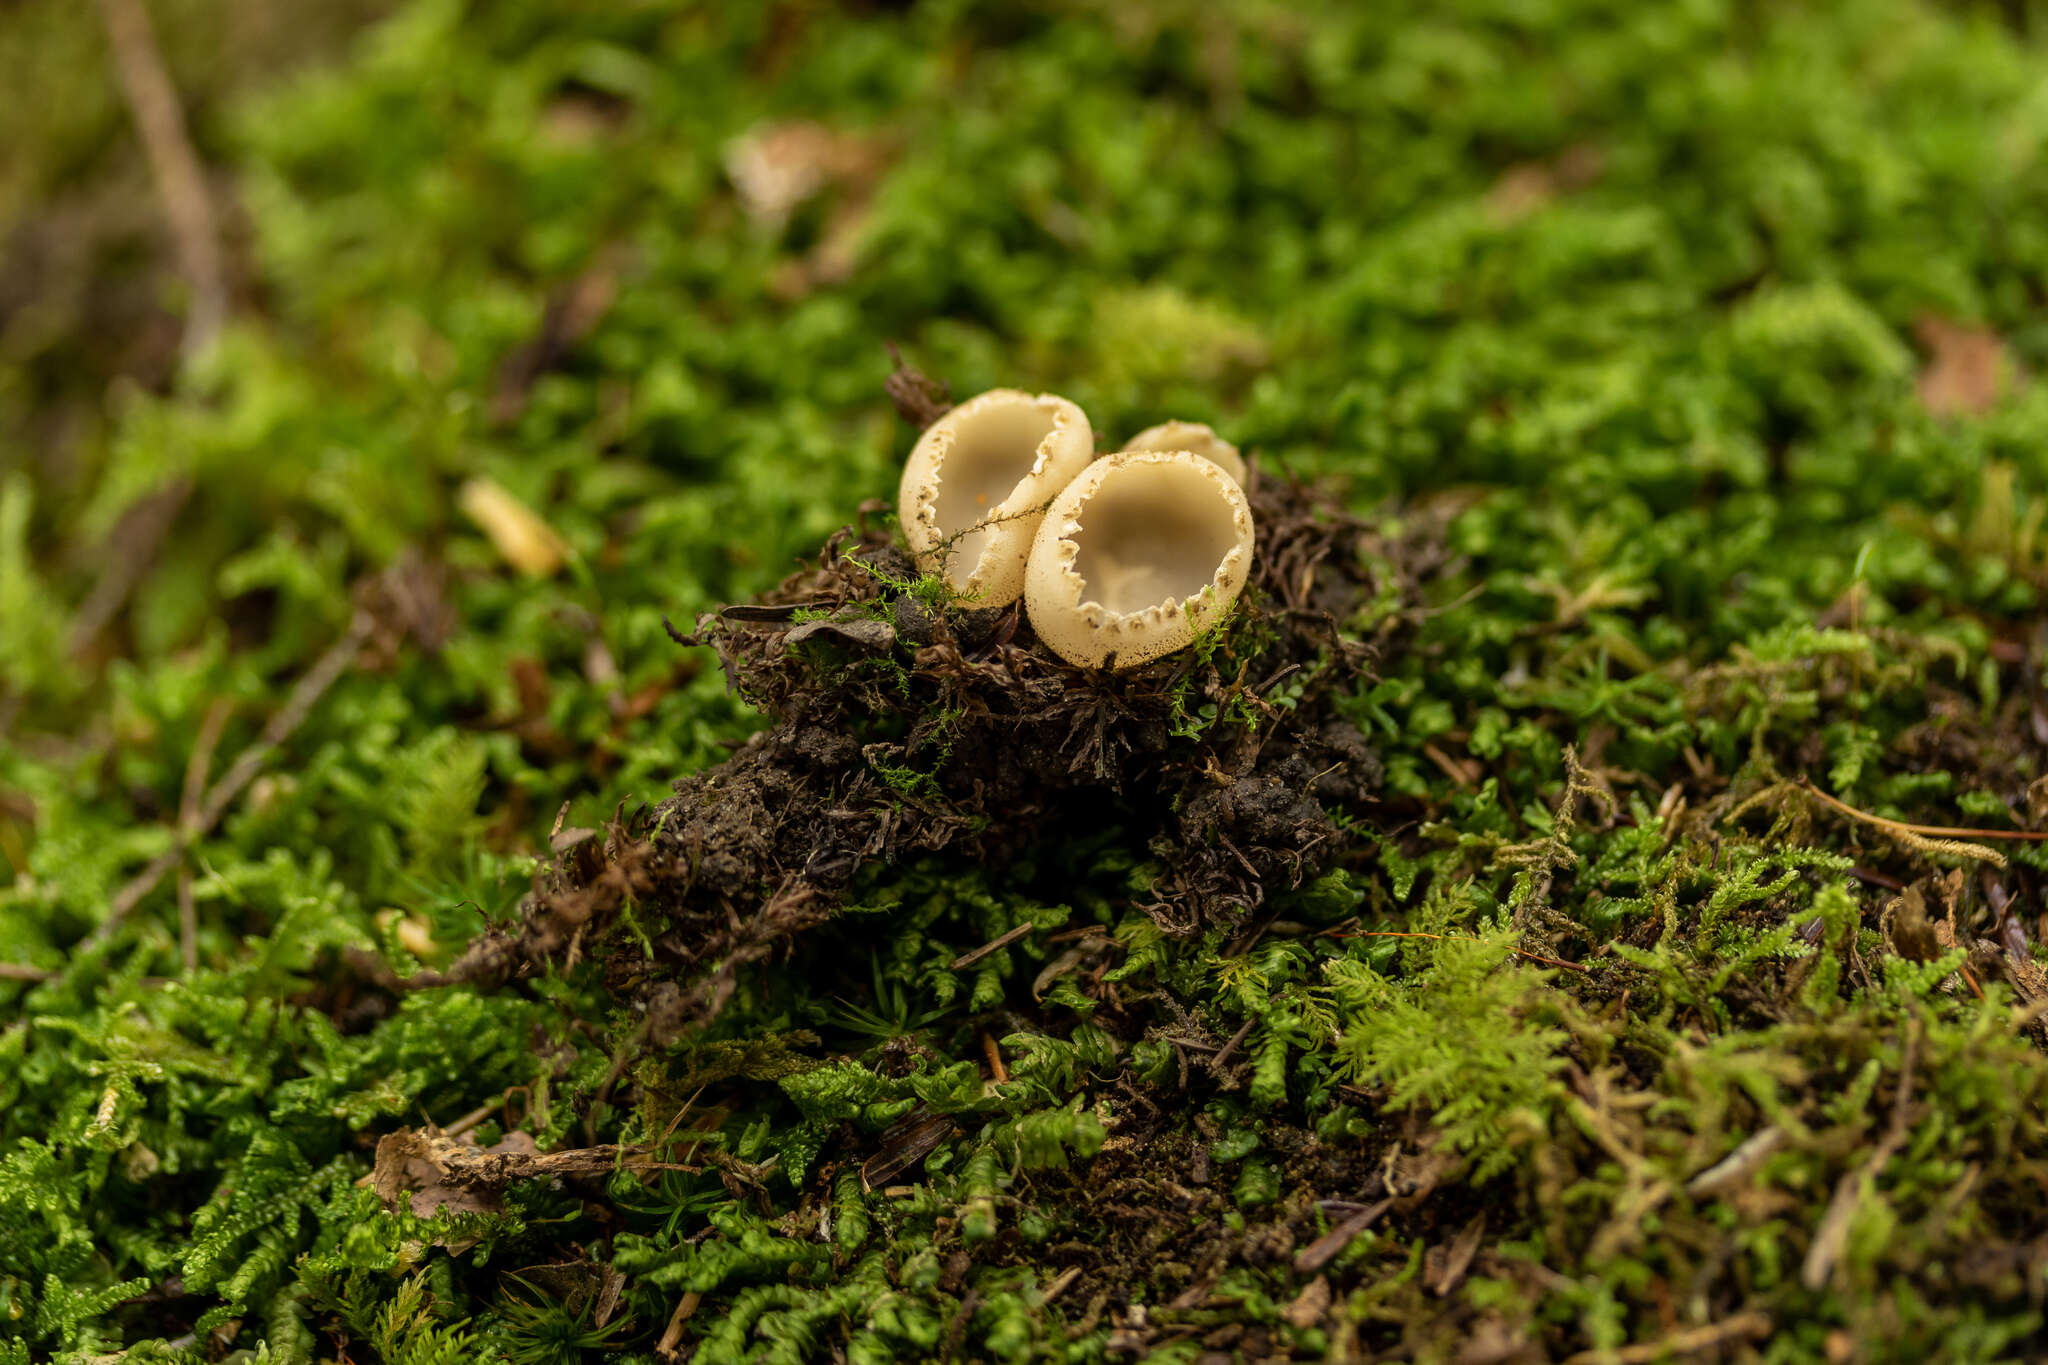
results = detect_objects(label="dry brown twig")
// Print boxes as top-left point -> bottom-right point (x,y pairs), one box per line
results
65,478 -> 193,660
89,610 -> 373,947
8,607 -> 366,978
1559,1311 -> 1773,1365
654,1291 -> 702,1362
95,0 -> 227,357
949,921 -> 1034,971
1293,1197 -> 1393,1274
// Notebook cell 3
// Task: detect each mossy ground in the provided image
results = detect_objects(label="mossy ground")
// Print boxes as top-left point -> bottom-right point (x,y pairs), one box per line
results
10,1 -> 2048,1362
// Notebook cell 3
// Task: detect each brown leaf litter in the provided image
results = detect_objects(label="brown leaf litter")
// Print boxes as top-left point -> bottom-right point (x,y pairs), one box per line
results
1915,314 -> 2012,419
372,1124 -> 690,1224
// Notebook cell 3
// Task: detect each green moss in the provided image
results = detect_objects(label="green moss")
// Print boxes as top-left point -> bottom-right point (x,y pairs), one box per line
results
11,0 -> 2048,1360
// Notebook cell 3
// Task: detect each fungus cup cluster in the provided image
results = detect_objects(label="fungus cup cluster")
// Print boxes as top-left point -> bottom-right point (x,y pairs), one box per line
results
897,388 -> 1256,669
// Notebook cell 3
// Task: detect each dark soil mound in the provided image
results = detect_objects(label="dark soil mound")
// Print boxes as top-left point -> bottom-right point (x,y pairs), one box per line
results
433,396 -> 1443,1049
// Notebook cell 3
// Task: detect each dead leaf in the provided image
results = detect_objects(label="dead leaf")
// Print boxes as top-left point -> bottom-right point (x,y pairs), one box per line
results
724,120 -> 889,228
1885,884 -> 1943,962
1427,1212 -> 1487,1297
372,1128 -> 536,1222
719,599 -> 843,625
860,1111 -> 956,1190
459,478 -> 570,577
1916,315 -> 2011,418
1281,1275 -> 1332,1330
593,1264 -> 625,1328
1486,144 -> 1604,224
373,1125 -> 682,1236
1032,945 -> 1091,1001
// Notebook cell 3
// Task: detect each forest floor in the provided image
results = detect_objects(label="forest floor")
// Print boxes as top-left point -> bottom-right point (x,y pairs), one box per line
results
8,2 -> 2048,1362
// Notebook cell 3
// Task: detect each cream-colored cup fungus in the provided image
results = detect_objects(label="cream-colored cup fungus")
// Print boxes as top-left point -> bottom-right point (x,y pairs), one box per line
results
1121,419 -> 1246,487
897,388 -> 1095,605
1024,450 -> 1255,670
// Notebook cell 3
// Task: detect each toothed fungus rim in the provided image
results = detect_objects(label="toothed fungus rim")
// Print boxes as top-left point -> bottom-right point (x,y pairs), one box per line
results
897,388 -> 1095,606
1120,419 -> 1246,487
1024,450 -> 1255,670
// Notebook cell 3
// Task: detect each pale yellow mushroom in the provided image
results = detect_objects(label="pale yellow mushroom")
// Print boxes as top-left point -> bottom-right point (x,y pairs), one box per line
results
898,389 -> 1095,605
1120,419 -> 1246,487
1024,451 -> 1255,670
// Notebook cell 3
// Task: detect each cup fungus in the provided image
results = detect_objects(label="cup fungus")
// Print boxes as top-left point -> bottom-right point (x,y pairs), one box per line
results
1024,450 -> 1255,669
1121,419 -> 1246,487
897,388 -> 1095,605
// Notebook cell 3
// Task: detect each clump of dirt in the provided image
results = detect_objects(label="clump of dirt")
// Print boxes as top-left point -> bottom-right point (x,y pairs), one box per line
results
432,374 -> 1443,1044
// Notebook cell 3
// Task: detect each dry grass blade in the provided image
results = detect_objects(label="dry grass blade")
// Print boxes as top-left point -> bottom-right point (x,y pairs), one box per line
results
1559,1310 -> 1773,1364
1687,1126 -> 1787,1198
949,921 -> 1034,971
1798,778 -> 2048,842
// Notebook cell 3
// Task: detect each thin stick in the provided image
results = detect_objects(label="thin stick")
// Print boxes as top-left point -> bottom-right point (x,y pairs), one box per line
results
197,613 -> 369,833
1040,1266 -> 1082,1306
65,478 -> 191,659
94,612 -> 370,943
441,1097 -> 502,1141
950,921 -> 1034,971
1294,1196 -> 1393,1274
1332,929 -> 1589,974
1209,1016 -> 1258,1073
655,1291 -> 701,1362
1799,778 -> 2048,842
181,698 -> 232,829
1559,1311 -> 1772,1365
980,1032 -> 1010,1084
95,0 -> 226,356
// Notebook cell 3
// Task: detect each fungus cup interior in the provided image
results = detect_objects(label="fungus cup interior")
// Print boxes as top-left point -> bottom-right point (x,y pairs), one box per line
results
1068,459 -> 1241,614
931,403 -> 1060,587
